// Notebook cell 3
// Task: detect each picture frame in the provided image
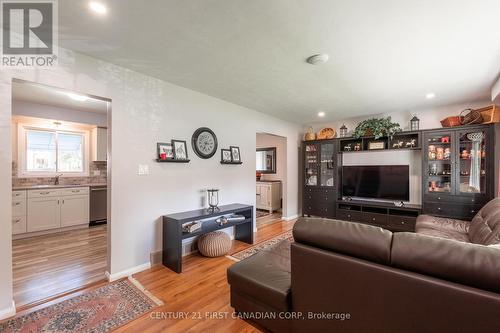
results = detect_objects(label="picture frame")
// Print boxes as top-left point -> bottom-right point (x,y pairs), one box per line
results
172,140 -> 188,160
221,149 -> 232,162
230,146 -> 241,163
157,142 -> 174,160
368,141 -> 386,150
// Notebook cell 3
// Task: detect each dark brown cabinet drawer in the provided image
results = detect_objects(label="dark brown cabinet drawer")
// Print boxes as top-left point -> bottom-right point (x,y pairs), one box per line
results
360,212 -> 388,226
388,216 -> 416,230
304,191 -> 335,203
423,203 -> 482,220
304,203 -> 335,218
336,209 -> 362,222
423,194 -> 455,203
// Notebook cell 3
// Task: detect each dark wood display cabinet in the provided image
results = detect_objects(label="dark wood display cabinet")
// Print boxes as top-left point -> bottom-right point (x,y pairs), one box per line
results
303,139 -> 337,218
422,124 -> 495,220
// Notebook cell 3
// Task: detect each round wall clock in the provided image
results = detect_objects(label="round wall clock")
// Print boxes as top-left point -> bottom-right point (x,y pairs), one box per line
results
192,127 -> 218,159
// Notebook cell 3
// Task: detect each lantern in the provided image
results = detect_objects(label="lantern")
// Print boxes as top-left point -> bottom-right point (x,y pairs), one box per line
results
339,124 -> 348,138
207,189 -> 220,212
410,115 -> 420,131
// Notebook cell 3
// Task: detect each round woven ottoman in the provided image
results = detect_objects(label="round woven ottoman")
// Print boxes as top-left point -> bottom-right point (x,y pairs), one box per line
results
198,231 -> 231,257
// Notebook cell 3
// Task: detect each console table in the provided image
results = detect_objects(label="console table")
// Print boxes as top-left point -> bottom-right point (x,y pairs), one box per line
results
162,204 -> 254,273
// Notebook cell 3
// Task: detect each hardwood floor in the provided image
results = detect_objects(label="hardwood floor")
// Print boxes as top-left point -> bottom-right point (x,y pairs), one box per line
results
12,225 -> 107,307
256,211 -> 283,227
115,218 -> 295,333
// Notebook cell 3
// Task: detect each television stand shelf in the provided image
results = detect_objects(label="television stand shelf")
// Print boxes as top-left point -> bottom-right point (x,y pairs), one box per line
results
336,200 -> 421,232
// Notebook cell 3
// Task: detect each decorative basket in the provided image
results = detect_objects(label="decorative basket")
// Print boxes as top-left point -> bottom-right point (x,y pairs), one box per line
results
440,116 -> 462,127
304,127 -> 316,141
317,128 -> 336,140
476,105 -> 500,124
460,108 -> 483,125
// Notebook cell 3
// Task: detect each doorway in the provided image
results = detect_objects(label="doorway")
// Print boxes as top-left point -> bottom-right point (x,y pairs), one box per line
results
10,79 -> 111,308
256,132 -> 287,226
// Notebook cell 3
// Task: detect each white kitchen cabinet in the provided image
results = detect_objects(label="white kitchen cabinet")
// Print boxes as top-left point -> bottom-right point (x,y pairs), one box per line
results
12,190 -> 27,235
60,195 -> 89,227
256,181 -> 282,213
91,127 -> 107,162
27,196 -> 61,232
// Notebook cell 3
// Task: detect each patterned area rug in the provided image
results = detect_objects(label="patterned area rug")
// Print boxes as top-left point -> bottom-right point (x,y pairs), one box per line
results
228,230 -> 294,261
0,277 -> 163,333
256,209 -> 271,218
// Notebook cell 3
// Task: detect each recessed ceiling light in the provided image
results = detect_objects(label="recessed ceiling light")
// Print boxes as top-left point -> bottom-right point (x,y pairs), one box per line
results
425,92 -> 436,99
89,1 -> 107,15
318,111 -> 326,117
67,92 -> 88,102
307,54 -> 329,65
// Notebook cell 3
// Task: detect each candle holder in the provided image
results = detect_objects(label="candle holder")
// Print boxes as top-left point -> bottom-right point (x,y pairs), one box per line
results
207,189 -> 220,213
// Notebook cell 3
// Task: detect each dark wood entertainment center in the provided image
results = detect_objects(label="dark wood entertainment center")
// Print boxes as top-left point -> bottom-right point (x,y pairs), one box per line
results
302,124 -> 495,232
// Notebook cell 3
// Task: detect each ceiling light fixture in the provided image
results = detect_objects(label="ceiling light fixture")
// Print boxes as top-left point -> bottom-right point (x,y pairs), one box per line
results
89,1 -> 107,15
67,92 -> 89,102
307,54 -> 329,65
425,92 -> 436,99
318,111 -> 326,117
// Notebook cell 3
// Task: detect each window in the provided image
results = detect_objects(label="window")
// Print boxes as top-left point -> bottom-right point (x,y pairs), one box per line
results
21,126 -> 88,176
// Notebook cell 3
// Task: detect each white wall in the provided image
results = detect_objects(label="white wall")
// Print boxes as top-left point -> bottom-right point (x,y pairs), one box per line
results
256,133 -> 286,182
12,100 -> 107,127
0,48 -> 301,316
492,76 -> 500,102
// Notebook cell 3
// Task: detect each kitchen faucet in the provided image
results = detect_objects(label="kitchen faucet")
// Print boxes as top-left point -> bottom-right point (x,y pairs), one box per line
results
54,174 -> 63,185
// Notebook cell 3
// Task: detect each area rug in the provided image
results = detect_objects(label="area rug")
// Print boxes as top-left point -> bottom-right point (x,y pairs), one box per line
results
0,277 -> 163,333
256,209 -> 271,218
228,230 -> 294,261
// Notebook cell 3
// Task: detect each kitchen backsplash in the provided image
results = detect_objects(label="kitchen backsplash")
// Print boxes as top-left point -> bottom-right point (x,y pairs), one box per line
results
12,161 -> 107,187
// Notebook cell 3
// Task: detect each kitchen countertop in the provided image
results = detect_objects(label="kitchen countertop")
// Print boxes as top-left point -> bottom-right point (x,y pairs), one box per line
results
12,183 -> 107,190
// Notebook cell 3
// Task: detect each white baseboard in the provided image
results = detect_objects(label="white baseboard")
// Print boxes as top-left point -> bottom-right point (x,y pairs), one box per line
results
283,214 -> 299,221
0,300 -> 16,320
105,262 -> 151,282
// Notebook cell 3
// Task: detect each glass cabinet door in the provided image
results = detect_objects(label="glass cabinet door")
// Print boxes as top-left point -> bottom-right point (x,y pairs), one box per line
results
304,143 -> 318,186
425,132 -> 454,194
457,129 -> 487,195
319,143 -> 335,187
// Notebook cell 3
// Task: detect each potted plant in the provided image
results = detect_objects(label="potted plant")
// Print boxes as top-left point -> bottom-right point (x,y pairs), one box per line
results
352,117 -> 402,139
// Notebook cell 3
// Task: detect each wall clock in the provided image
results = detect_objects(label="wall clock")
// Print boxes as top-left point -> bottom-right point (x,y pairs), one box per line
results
192,127 -> 218,159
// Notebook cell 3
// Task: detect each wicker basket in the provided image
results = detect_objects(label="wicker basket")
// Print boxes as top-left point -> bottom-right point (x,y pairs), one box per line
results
460,108 -> 483,125
197,231 -> 231,257
477,105 -> 500,124
304,127 -> 316,141
317,128 -> 336,140
440,116 -> 462,127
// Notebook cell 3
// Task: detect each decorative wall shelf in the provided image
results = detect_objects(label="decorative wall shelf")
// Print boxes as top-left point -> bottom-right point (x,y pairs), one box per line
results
156,159 -> 190,163
220,161 -> 243,165
339,131 -> 421,153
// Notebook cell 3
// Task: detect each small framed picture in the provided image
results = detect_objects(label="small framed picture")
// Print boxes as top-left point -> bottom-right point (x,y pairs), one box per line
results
368,141 -> 386,150
172,140 -> 188,160
230,146 -> 241,163
157,142 -> 174,160
221,149 -> 232,162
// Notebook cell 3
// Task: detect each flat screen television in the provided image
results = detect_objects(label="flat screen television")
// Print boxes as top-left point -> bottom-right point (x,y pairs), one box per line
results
342,165 -> 410,201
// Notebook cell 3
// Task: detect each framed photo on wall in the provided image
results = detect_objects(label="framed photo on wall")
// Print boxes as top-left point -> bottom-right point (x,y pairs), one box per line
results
230,146 -> 241,163
172,140 -> 188,160
221,149 -> 232,162
157,142 -> 174,160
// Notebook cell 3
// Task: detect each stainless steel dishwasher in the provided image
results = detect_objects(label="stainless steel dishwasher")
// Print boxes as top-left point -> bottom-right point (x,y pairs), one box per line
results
90,185 -> 107,225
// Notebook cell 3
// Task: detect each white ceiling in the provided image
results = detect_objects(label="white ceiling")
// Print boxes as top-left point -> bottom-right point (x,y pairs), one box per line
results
12,80 -> 108,114
58,0 -> 500,123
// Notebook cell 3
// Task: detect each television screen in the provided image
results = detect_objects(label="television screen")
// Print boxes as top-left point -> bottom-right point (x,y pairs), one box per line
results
342,165 -> 410,201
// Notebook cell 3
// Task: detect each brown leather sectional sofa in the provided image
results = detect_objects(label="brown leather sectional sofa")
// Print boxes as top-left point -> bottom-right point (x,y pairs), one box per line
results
228,215 -> 500,332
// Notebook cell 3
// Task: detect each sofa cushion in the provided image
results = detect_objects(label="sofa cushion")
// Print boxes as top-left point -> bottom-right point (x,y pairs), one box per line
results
468,198 -> 500,245
415,215 -> 470,234
227,240 -> 291,312
392,232 -> 500,294
293,217 -> 392,265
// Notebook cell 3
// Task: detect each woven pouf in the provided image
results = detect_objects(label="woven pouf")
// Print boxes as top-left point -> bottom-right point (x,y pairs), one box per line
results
198,231 -> 231,257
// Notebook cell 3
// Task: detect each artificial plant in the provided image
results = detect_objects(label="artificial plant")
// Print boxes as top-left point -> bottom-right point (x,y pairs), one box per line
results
352,116 -> 402,139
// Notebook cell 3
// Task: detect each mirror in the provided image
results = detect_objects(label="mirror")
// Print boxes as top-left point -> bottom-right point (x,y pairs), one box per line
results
256,147 -> 276,174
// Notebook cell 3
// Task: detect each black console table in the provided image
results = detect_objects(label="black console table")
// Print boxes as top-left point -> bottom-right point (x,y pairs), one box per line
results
162,204 -> 254,273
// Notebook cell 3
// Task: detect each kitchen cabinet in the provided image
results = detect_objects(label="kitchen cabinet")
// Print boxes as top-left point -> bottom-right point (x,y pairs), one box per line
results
12,190 -> 27,235
256,181 -> 281,213
22,187 -> 89,234
91,127 -> 107,162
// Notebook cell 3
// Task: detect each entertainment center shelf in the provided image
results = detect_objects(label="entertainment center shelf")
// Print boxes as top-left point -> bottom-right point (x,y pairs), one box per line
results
302,123 -> 495,231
